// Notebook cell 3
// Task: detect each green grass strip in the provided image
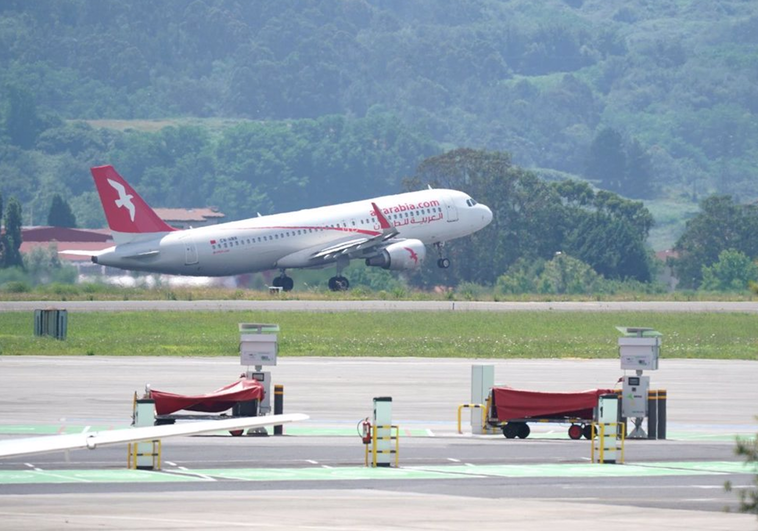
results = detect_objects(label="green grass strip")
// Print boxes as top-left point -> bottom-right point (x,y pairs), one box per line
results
0,311 -> 756,359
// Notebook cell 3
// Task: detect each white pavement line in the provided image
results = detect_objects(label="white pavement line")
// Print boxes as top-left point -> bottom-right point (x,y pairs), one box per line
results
160,468 -> 216,481
31,470 -> 91,483
447,458 -> 461,463
306,460 -> 319,464
321,465 -> 333,469
165,461 -> 177,466
82,426 -> 90,433
426,429 -> 435,437
24,463 -> 43,471
464,463 -> 476,467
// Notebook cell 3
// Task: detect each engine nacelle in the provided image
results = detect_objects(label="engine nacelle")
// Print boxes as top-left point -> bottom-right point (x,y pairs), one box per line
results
365,240 -> 426,270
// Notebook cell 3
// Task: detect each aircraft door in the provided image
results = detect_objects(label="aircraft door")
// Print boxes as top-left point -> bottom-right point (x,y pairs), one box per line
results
443,195 -> 459,222
180,235 -> 199,265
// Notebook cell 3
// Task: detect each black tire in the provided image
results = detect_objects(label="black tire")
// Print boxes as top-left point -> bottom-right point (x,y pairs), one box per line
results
282,276 -> 294,292
502,423 -> 519,439
582,424 -> 594,439
517,423 -> 531,439
272,276 -> 283,288
438,258 -> 450,269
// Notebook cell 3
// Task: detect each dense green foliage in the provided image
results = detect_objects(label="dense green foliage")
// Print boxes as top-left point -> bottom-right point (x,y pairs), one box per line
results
1,1 -> 757,205
672,196 -> 758,289
0,310 -> 755,359
404,149 -> 656,287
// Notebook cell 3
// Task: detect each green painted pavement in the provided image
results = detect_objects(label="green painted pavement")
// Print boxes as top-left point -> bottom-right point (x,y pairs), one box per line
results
192,467 -> 479,482
0,469 -> 207,484
0,461 -> 753,485
635,461 -> 758,474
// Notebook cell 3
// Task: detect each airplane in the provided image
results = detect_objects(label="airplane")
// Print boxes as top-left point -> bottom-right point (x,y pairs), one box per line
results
73,165 -> 493,291
0,413 -> 308,458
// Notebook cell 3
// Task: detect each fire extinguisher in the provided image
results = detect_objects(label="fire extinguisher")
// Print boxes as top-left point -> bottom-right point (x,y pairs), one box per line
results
359,417 -> 372,444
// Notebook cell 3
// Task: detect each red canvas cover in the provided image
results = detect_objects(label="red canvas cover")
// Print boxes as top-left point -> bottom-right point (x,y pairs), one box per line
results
151,379 -> 265,415
492,387 -> 614,422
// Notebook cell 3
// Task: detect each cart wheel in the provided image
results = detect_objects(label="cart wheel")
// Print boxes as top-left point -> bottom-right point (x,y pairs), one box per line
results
229,429 -> 244,436
568,424 -> 583,440
582,424 -> 594,439
502,423 -> 519,439
517,423 -> 531,439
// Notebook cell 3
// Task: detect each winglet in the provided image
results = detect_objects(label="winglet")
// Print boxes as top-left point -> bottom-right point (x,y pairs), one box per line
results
371,202 -> 392,230
91,165 -> 176,243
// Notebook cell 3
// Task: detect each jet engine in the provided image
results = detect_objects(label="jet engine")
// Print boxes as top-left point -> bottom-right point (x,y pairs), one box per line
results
365,240 -> 426,270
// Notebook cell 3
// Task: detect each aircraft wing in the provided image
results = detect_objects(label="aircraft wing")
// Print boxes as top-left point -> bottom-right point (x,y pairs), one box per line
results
276,202 -> 398,268
0,413 -> 308,459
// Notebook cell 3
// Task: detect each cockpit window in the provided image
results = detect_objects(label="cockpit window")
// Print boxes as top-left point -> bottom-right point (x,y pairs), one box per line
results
466,198 -> 478,207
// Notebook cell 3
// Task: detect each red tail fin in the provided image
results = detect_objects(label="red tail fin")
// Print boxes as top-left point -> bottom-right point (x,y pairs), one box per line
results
91,165 -> 175,239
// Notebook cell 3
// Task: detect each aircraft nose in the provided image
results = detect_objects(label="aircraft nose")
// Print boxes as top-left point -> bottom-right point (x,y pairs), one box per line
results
481,204 -> 493,226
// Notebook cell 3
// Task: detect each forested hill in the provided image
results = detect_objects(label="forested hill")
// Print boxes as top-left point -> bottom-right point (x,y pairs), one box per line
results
1,0 -> 757,222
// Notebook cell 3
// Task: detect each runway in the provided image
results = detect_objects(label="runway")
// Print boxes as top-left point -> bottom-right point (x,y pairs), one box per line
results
1,356 -> 756,529
1,299 -> 758,312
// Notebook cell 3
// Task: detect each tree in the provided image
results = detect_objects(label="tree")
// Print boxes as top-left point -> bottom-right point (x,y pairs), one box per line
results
623,138 -> 654,199
3,197 -> 23,268
404,148 -> 566,287
725,425 -> 758,517
673,196 -> 758,289
586,127 -> 626,192
0,191 -> 5,268
3,84 -> 42,149
700,250 -> 758,292
47,194 -> 77,228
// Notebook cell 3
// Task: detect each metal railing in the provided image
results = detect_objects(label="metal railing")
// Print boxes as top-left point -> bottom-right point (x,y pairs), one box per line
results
457,403 -> 488,434
365,424 -> 400,467
591,422 -> 626,464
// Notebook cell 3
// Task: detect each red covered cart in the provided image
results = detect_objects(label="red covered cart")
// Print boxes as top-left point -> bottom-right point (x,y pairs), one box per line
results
487,386 -> 614,439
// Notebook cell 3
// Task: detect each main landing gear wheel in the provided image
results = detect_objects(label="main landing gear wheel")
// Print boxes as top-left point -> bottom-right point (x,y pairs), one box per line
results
272,275 -> 294,292
328,276 -> 350,291
582,424 -> 594,439
517,423 -> 531,439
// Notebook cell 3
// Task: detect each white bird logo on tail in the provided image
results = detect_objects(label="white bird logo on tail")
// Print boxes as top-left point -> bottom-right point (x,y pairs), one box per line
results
107,178 -> 136,222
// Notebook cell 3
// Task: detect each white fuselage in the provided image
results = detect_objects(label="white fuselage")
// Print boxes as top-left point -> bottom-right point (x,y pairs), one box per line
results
94,189 -> 492,276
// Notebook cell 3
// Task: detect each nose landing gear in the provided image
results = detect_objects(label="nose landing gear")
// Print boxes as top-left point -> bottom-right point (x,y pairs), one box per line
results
435,242 -> 450,269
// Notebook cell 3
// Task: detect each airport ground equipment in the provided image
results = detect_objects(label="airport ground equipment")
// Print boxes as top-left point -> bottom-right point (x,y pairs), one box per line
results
239,323 -> 279,415
128,394 -> 161,470
488,387 -> 614,439
149,378 -> 265,436
617,327 -> 662,439
34,308 -> 67,340
457,403 -> 487,434
364,397 -> 399,467
471,365 -> 495,434
591,393 -> 625,464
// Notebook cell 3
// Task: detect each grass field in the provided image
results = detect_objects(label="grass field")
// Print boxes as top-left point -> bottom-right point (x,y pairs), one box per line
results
0,311 -> 755,360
